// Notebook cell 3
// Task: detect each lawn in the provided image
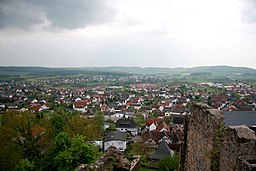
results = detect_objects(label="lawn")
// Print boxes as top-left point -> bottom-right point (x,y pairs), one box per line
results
192,87 -> 225,93
138,167 -> 157,171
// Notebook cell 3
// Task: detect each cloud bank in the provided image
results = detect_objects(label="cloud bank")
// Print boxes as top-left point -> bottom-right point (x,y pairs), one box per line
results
0,0 -> 114,30
0,0 -> 256,68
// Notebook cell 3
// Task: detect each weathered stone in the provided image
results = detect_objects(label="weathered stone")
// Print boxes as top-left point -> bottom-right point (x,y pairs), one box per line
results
180,103 -> 223,171
180,103 -> 256,171
76,146 -> 131,171
220,125 -> 256,171
229,125 -> 256,140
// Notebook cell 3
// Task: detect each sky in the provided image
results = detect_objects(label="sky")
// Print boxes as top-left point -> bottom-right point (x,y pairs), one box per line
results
0,0 -> 256,68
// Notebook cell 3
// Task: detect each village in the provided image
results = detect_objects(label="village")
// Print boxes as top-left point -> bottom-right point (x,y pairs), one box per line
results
0,74 -> 256,170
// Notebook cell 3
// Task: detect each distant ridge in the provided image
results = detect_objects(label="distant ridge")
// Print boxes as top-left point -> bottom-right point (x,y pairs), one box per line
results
0,65 -> 256,75
172,66 -> 256,74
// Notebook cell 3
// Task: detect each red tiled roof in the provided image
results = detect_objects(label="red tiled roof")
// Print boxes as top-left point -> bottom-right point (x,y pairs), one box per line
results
73,101 -> 87,108
30,103 -> 41,111
156,121 -> 170,132
224,105 -> 238,111
145,118 -> 162,127
44,103 -> 50,107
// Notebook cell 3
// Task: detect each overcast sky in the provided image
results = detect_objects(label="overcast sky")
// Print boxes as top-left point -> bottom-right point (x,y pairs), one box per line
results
0,0 -> 256,68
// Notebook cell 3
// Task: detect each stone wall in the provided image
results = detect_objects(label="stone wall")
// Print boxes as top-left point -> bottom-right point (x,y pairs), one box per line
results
180,103 -> 224,171
180,103 -> 256,171
220,125 -> 256,171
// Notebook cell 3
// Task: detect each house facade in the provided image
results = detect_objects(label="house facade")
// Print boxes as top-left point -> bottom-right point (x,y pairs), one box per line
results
104,131 -> 127,151
115,118 -> 139,136
73,100 -> 88,113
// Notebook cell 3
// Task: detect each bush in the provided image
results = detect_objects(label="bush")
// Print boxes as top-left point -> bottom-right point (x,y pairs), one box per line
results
158,154 -> 179,171
14,159 -> 34,171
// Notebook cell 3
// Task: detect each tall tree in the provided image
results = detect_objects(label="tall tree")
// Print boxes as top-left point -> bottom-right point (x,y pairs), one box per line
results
50,114 -> 67,135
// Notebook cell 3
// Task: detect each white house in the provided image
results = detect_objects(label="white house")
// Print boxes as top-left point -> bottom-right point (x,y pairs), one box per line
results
104,131 -> 127,151
73,100 -> 87,113
110,113 -> 128,119
115,118 -> 139,136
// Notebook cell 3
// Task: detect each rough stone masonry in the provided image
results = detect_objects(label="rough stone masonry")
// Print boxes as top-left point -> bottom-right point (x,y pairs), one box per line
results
180,103 -> 256,171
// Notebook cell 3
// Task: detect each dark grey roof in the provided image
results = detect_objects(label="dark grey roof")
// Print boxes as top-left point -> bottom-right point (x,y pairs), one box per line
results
115,118 -> 137,128
151,140 -> 174,160
104,131 -> 127,142
173,116 -> 184,125
171,105 -> 185,113
224,111 -> 256,127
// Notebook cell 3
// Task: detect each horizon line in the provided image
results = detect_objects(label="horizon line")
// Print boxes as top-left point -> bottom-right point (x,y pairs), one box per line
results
0,65 -> 255,70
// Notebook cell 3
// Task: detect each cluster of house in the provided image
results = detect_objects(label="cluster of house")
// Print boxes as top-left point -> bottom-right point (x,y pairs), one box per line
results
1,81 -> 256,132
103,117 -> 183,160
195,82 -> 256,110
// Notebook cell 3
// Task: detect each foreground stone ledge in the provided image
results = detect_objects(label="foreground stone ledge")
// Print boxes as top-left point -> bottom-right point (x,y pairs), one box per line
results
76,146 -> 131,171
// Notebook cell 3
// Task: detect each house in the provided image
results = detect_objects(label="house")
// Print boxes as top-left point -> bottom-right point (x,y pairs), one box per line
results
96,89 -> 105,95
132,103 -> 141,110
115,118 -> 139,136
142,129 -> 171,146
145,118 -> 170,132
107,113 -> 129,122
41,103 -> 50,110
151,138 -> 174,160
30,103 -> 41,112
223,105 -> 238,111
145,118 -> 162,131
73,100 -> 87,113
110,113 -> 128,119
104,131 -> 127,151
155,120 -> 170,132
170,104 -> 185,114
141,130 -> 159,148
0,104 -> 6,111
100,103 -> 109,112
142,123 -> 184,152
170,112 -> 186,125
104,122 -> 110,129
144,138 -> 157,149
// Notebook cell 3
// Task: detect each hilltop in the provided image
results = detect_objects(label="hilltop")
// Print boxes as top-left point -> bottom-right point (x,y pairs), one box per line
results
0,65 -> 256,82
0,65 -> 255,75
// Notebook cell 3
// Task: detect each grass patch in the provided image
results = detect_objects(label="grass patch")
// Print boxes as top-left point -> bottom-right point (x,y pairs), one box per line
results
139,167 -> 157,171
192,87 -> 224,93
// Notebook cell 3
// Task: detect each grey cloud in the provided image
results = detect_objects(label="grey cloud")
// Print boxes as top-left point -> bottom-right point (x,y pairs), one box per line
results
0,0 -> 45,29
0,0 -> 114,30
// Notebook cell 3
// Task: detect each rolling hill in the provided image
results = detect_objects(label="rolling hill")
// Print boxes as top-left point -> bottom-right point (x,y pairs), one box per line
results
0,65 -> 255,82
